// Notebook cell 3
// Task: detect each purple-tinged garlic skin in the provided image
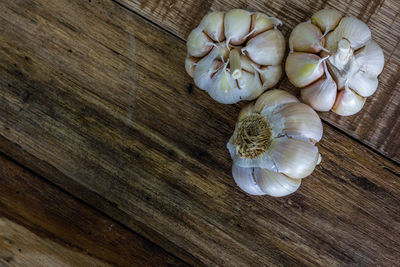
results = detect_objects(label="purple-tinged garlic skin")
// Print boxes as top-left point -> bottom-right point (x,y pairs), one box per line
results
185,9 -> 285,104
286,9 -> 384,116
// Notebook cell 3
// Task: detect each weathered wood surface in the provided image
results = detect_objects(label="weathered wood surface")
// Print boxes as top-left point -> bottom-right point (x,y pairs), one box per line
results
0,217 -> 110,267
0,153 -> 186,266
119,0 -> 400,163
0,0 -> 400,265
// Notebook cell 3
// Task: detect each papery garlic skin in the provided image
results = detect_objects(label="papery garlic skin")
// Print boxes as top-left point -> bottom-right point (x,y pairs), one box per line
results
228,89 -> 322,197
185,10 -> 285,104
286,9 -> 384,116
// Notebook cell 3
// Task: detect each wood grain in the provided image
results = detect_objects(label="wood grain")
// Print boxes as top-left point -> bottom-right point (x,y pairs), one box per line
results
0,153 -> 186,267
0,217 -> 109,267
118,0 -> 400,163
0,0 -> 399,265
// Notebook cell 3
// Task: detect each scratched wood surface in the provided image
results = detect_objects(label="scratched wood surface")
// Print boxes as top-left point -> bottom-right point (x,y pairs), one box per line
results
0,0 -> 399,265
119,0 -> 400,163
0,153 -> 185,266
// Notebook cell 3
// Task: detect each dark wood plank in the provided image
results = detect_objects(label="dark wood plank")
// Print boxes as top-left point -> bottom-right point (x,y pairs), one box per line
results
0,217 -> 110,266
118,0 -> 400,163
0,0 -> 400,265
0,153 -> 186,266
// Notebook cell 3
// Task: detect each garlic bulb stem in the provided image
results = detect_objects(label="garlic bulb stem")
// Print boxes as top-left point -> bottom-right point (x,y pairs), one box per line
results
329,38 -> 352,70
328,38 -> 355,89
229,48 -> 242,79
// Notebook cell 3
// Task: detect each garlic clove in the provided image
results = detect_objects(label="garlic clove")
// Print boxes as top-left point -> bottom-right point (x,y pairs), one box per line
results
255,65 -> 282,89
289,22 -> 325,53
354,40 -> 385,76
185,56 -> 199,78
239,70 -> 264,101
254,89 -> 299,113
187,26 -> 214,57
208,67 -> 237,100
301,61 -> 337,112
224,9 -> 252,45
208,67 -> 250,104
232,165 -> 266,195
193,59 -> 223,91
193,47 -> 223,90
268,137 -> 319,179
348,71 -> 378,97
244,29 -> 285,65
231,164 -> 301,197
254,168 -> 301,197
311,9 -> 342,34
332,88 -> 366,116
200,11 -> 225,42
325,17 -> 371,51
217,43 -> 230,61
273,102 -> 323,142
238,103 -> 255,121
301,76 -> 337,111
285,52 -> 325,88
240,54 -> 258,73
249,13 -> 277,38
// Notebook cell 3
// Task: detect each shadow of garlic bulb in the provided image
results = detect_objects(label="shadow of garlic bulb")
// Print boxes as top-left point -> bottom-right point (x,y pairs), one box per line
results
227,90 -> 322,197
185,9 -> 285,104
285,9 -> 384,116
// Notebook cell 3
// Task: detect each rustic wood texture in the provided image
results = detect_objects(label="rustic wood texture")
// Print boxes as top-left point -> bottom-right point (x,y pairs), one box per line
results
0,153 -> 186,267
118,0 -> 400,163
0,0 -> 400,265
0,217 -> 110,267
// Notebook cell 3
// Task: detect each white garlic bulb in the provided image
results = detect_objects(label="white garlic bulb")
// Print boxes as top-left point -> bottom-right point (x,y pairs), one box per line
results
227,90 -> 322,197
185,9 -> 285,104
286,9 -> 384,116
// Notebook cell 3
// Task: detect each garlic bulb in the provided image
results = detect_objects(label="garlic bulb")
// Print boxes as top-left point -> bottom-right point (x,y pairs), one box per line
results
286,9 -> 384,116
185,9 -> 285,104
227,90 -> 322,197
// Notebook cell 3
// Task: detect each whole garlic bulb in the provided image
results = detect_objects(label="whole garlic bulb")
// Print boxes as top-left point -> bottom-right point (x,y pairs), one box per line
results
227,90 -> 322,197
185,9 -> 285,104
285,9 -> 384,116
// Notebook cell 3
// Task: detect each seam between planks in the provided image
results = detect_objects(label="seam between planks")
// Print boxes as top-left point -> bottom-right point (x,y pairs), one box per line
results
111,0 -> 400,167
0,207 -> 115,266
0,151 -> 190,266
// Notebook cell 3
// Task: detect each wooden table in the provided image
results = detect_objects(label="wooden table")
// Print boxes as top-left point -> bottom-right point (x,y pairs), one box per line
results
1,0 -> 399,265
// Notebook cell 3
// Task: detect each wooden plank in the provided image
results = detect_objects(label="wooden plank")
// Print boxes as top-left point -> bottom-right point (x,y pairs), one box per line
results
0,0 -> 400,265
117,0 -> 400,163
0,217 -> 110,267
0,153 -> 186,266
